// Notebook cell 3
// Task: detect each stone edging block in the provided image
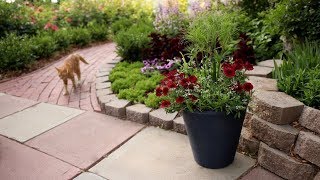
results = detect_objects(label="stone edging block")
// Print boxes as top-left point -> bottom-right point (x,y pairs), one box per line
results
294,131 -> 320,167
299,106 -> 320,134
244,66 -> 273,78
258,142 -> 316,180
96,82 -> 111,90
126,104 -> 152,124
249,90 -> 304,125
149,109 -> 178,130
173,117 -> 187,135
257,59 -> 283,68
238,127 -> 259,156
105,99 -> 131,119
248,76 -> 278,91
251,115 -> 299,153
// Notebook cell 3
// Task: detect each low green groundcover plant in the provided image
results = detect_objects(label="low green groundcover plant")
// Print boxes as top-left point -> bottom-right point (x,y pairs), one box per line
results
110,62 -> 164,108
273,41 -> 320,109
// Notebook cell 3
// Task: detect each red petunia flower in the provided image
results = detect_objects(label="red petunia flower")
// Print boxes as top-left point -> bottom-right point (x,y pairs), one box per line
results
160,100 -> 171,108
188,95 -> 198,102
176,96 -> 184,104
242,82 -> 253,92
156,87 -> 162,96
233,59 -> 244,70
167,80 -> 177,88
244,61 -> 254,71
168,69 -> 178,76
179,73 -> 185,79
223,67 -> 236,78
180,78 -> 188,88
188,75 -> 197,83
162,87 -> 169,96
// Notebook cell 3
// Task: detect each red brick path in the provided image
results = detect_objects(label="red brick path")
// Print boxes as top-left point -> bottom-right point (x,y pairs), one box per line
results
0,42 -> 117,112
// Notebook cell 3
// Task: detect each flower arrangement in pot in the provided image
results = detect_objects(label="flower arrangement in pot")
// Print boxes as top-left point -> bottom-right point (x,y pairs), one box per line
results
155,11 -> 254,169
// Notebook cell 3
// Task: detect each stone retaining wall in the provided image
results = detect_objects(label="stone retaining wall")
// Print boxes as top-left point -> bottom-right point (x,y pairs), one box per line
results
238,60 -> 320,180
96,58 -> 319,179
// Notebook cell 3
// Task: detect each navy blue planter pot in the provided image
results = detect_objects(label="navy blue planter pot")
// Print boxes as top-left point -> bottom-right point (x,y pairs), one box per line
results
182,110 -> 245,169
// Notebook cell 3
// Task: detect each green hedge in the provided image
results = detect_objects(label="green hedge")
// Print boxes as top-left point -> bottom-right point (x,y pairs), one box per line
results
114,22 -> 154,61
0,25 -> 109,72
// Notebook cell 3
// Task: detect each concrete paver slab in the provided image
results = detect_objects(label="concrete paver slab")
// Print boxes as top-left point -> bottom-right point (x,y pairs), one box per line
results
0,136 -> 80,180
74,172 -> 107,180
0,94 -> 39,119
90,127 -> 255,180
0,103 -> 83,142
26,112 -> 144,169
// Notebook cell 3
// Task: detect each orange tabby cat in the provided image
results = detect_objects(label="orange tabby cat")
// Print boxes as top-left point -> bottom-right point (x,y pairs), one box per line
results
55,54 -> 88,95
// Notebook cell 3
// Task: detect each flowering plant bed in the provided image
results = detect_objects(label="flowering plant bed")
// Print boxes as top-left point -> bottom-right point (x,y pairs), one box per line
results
157,58 -> 254,117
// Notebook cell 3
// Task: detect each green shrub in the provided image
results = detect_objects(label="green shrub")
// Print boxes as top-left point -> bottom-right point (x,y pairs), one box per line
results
87,23 -> 109,41
30,34 -> 58,58
247,19 -> 283,61
264,0 -> 320,41
238,0 -> 281,18
69,27 -> 92,46
53,29 -> 72,50
0,1 -> 37,38
273,41 -> 320,108
0,34 -> 35,71
114,22 -> 154,61
111,18 -> 134,35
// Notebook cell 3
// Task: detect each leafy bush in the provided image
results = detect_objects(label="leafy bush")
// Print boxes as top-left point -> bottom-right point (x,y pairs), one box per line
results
0,1 -> 37,38
110,62 -> 163,107
69,27 -> 92,46
143,33 -> 188,60
238,0 -> 281,18
0,34 -> 35,71
111,18 -> 134,35
114,22 -> 154,61
53,29 -> 72,50
246,19 -> 283,61
264,0 -> 320,41
87,23 -> 109,41
30,33 -> 58,58
273,41 -> 320,108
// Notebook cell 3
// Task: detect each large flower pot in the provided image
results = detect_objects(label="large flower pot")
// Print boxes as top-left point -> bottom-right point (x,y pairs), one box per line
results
182,110 -> 245,169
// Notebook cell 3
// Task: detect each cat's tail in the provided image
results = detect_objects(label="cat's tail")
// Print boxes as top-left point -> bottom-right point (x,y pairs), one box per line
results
76,54 -> 89,64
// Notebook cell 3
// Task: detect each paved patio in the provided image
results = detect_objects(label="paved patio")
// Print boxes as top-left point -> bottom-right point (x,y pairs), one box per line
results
0,93 -> 257,180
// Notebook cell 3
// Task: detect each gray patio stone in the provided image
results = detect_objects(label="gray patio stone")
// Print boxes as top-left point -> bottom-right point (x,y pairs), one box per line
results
90,127 -> 255,180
